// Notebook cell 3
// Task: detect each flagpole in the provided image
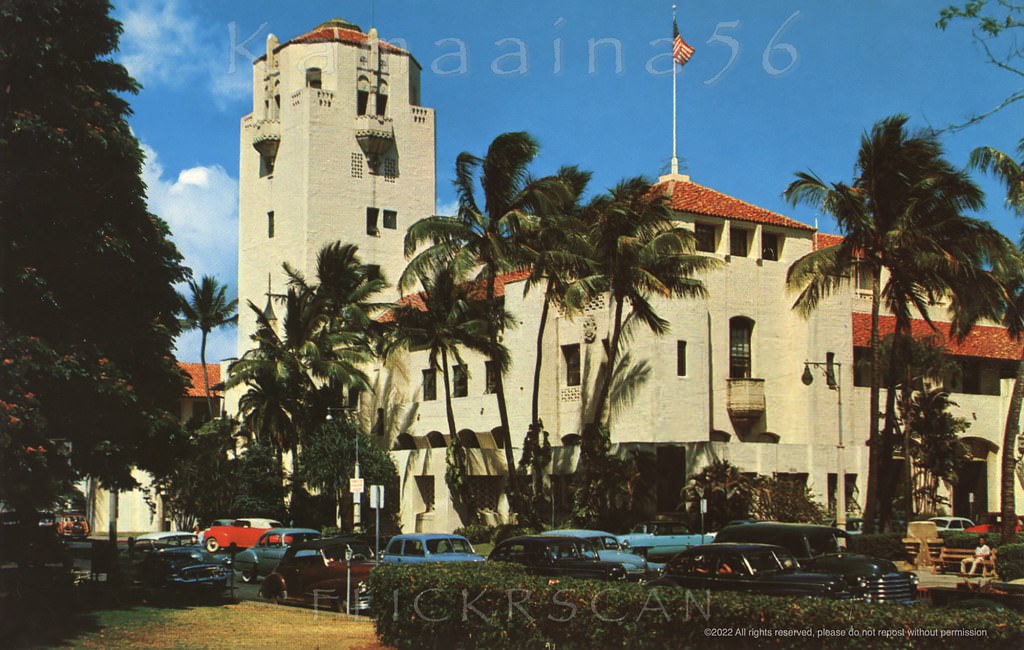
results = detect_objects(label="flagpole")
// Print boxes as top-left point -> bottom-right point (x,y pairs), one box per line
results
671,3 -> 679,175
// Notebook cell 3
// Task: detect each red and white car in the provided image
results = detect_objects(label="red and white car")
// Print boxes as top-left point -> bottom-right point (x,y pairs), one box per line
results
200,518 -> 283,553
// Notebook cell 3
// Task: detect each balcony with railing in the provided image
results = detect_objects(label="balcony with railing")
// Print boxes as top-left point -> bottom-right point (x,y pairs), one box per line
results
726,378 -> 766,435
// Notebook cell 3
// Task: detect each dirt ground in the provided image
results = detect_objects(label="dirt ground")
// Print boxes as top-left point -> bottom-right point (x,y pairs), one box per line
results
59,600 -> 391,650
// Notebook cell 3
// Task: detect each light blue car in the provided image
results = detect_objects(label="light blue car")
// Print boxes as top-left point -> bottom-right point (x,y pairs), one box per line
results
541,529 -> 655,578
381,534 -> 485,564
233,527 -> 321,583
615,521 -> 714,563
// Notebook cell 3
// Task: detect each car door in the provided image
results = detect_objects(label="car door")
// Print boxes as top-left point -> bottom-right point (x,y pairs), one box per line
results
707,552 -> 754,593
383,537 -> 404,564
259,533 -> 285,575
403,538 -> 426,564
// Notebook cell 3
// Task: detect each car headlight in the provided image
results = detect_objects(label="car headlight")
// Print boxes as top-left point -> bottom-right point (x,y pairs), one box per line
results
910,573 -> 919,586
854,576 -> 868,589
356,580 -> 369,595
620,540 -> 630,549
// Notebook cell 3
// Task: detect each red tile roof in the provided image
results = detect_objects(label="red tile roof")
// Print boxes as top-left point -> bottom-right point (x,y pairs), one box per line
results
379,270 -> 531,323
851,313 -> 1022,361
656,179 -> 814,231
288,19 -> 407,55
179,363 -> 222,398
814,233 -> 844,250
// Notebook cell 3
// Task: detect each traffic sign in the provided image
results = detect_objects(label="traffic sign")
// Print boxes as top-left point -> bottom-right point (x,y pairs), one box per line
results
370,485 -> 384,509
349,478 -> 365,494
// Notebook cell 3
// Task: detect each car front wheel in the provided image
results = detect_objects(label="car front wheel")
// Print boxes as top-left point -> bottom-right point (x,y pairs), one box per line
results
205,537 -> 219,553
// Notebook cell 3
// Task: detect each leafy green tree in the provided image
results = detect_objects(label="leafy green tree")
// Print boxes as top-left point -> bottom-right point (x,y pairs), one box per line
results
749,476 -> 827,524
0,0 -> 187,514
178,275 -> 237,417
152,418 -> 239,530
681,460 -> 754,532
230,437 -> 287,522
300,416 -> 400,531
970,140 -> 1024,542
784,114 -> 1014,532
402,132 -> 558,502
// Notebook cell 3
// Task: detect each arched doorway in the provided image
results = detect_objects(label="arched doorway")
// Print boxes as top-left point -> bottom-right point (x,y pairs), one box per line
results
952,437 -> 998,519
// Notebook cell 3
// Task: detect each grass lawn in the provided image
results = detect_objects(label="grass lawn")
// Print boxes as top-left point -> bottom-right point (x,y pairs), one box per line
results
14,598 -> 389,650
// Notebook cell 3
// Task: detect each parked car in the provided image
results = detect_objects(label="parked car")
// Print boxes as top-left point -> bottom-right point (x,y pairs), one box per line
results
648,543 -> 851,599
55,513 -> 90,539
713,522 -> 918,602
541,529 -> 653,579
132,531 -> 200,553
616,521 -> 713,562
381,533 -> 484,564
200,517 -> 283,552
234,528 -> 321,583
965,513 -> 1023,534
488,535 -> 627,582
929,516 -> 975,532
260,536 -> 375,612
136,546 -> 231,590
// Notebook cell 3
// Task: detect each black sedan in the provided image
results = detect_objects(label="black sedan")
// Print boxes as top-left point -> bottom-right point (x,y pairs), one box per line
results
136,546 -> 231,590
488,535 -> 627,581
647,543 -> 850,598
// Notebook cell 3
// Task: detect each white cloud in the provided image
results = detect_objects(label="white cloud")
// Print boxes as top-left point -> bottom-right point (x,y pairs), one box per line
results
141,144 -> 239,363
116,0 -> 253,108
436,198 -> 460,216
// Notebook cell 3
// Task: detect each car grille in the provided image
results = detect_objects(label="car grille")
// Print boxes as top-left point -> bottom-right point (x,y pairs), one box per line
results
864,573 -> 915,602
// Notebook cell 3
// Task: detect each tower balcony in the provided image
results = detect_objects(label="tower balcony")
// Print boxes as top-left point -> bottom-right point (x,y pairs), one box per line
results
726,378 -> 765,434
246,119 -> 281,158
354,114 -> 395,170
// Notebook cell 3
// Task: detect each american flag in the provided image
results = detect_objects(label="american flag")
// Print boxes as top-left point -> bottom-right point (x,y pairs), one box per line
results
673,19 -> 695,66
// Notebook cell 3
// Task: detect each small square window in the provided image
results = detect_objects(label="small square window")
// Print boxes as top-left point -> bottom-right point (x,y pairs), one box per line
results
562,344 -> 581,387
383,209 -> 397,229
422,369 -> 437,401
267,211 -> 275,238
453,365 -> 468,398
731,229 -> 749,257
677,340 -> 687,377
695,223 -> 716,253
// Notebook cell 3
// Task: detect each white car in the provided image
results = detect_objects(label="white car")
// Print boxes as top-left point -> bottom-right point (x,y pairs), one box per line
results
929,517 -> 975,532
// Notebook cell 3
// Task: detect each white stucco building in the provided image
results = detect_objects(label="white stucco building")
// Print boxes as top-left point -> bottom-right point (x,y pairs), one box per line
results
232,19 -> 1024,534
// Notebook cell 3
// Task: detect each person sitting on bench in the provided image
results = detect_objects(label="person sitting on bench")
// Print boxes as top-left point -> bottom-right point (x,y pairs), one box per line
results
961,536 -> 992,576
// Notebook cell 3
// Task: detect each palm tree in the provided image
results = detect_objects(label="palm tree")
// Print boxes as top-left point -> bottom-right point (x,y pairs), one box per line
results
584,177 -> 719,436
228,243 -> 384,507
178,275 -> 238,417
970,139 -> 1024,543
785,114 -> 1013,532
402,132 -> 557,501
385,265 -> 509,522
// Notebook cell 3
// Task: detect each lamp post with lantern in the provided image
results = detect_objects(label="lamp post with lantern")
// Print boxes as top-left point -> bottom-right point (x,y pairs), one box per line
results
802,352 -> 846,531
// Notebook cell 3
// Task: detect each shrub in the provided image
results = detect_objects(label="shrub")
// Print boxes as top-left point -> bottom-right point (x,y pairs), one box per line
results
367,563 -> 1024,649
995,543 -> 1024,581
453,523 -> 493,545
492,523 -> 540,545
940,532 -> 1024,550
848,534 -> 911,562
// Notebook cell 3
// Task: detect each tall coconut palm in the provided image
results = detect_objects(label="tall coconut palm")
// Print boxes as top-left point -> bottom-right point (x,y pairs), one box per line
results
178,275 -> 238,417
520,165 -> 596,430
970,139 -> 1024,543
584,177 -> 719,436
785,114 -> 1013,532
402,132 -> 557,501
385,266 -> 511,521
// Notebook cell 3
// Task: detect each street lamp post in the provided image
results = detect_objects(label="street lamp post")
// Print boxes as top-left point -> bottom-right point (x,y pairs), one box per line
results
802,354 -> 846,531
327,409 -> 361,531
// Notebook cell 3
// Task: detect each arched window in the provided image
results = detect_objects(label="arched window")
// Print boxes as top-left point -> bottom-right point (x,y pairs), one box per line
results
729,317 -> 754,379
376,81 -> 389,116
356,76 -> 370,115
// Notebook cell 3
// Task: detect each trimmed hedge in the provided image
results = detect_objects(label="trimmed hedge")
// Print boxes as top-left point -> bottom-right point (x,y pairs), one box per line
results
941,532 -> 1024,550
367,562 -> 1024,649
996,543 -> 1024,581
848,534 -> 911,562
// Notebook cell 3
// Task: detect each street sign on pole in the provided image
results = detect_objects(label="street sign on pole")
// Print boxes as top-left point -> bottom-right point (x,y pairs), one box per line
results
349,478 -> 365,494
369,485 -> 383,509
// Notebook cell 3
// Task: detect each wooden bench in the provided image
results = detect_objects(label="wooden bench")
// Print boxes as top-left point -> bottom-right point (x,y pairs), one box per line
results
936,547 -> 997,576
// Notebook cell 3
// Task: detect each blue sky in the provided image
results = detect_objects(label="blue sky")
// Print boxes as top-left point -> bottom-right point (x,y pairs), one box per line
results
109,1 -> 1024,363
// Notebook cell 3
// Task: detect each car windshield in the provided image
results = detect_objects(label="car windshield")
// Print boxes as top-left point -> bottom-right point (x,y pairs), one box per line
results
426,538 -> 473,554
588,536 -> 620,550
806,531 -> 842,556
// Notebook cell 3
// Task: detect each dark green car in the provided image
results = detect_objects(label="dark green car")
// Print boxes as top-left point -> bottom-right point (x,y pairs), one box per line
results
713,522 -> 918,603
